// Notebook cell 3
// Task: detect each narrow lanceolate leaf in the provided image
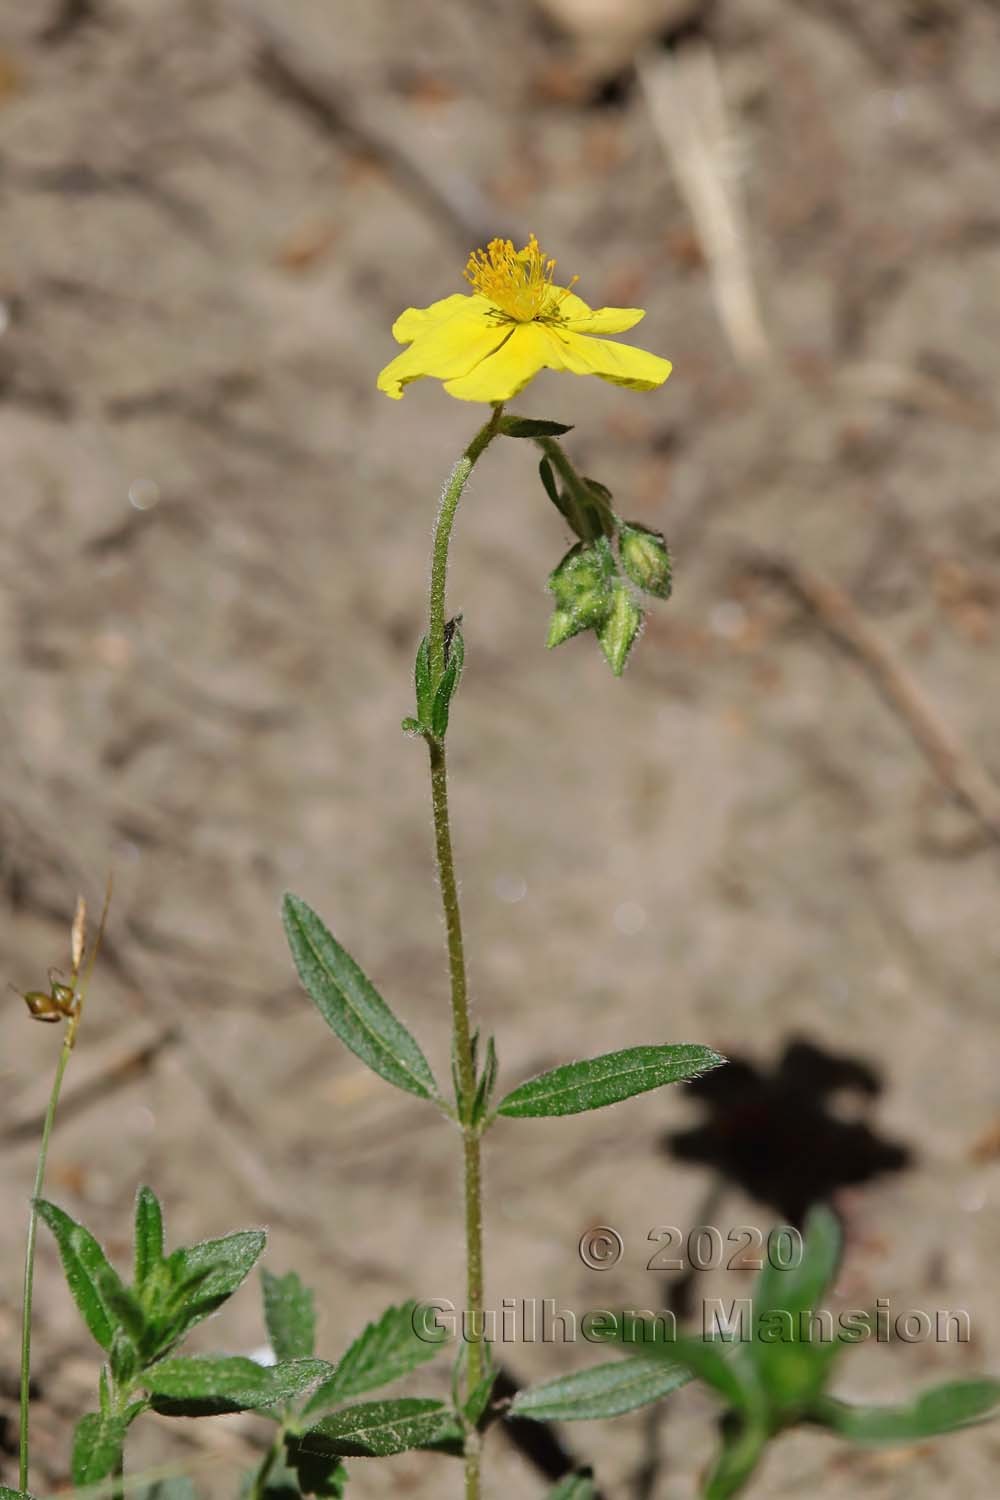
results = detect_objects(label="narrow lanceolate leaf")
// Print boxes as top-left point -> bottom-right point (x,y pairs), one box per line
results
283,894 -> 439,1102
304,1301 -> 440,1415
510,1357 -> 691,1422
36,1200 -> 130,1353
811,1380 -> 1000,1444
616,1323 -> 759,1414
146,1356 -> 333,1417
293,1399 -> 460,1459
547,1474 -> 596,1500
754,1203 -> 841,1321
500,417 -> 574,438
263,1269 -> 317,1361
71,1411 -> 127,1488
497,1045 -> 725,1119
134,1185 -> 165,1288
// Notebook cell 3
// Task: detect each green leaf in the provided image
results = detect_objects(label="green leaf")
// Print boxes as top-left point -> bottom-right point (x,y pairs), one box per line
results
431,619 -> 464,739
497,1044 -> 725,1119
749,1207 -> 844,1412
109,1326 -> 140,1390
293,1398 -> 460,1459
71,1412 -> 127,1488
754,1206 -> 841,1322
500,417 -> 574,438
538,455 -> 561,507
546,1474 -> 596,1500
283,894 -> 439,1102
147,1357 -> 333,1417
134,1185 -> 165,1288
0,1489 -> 33,1499
464,1368 -> 498,1427
616,1322 -> 759,1415
401,716 -> 425,736
162,1228 -> 266,1347
414,635 -> 433,725
510,1357 -> 690,1422
36,1200 -> 130,1353
811,1379 -> 1000,1444
304,1301 -> 440,1415
471,1036 -> 498,1127
263,1269 -> 317,1362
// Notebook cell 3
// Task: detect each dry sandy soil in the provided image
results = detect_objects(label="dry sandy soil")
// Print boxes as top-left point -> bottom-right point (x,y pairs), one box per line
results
2,1 -> 1000,1496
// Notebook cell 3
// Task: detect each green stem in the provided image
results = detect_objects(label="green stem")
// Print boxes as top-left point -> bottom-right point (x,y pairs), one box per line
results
20,1027 -> 76,1494
425,404 -> 503,1500
250,1430 -> 283,1500
535,435 -> 615,540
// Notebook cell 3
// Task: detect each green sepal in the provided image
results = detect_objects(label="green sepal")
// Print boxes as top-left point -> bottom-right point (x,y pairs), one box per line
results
618,522 -> 673,599
598,580 -> 643,676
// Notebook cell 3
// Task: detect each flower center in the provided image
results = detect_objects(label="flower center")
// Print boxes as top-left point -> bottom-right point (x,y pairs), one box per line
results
464,234 -> 577,322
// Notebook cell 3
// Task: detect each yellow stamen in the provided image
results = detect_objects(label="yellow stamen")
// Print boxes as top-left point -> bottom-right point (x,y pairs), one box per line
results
464,234 -> 578,322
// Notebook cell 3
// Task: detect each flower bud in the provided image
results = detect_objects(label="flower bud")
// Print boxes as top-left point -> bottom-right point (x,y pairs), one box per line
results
618,523 -> 672,600
598,580 -> 643,676
545,539 -> 614,646
547,539 -> 613,609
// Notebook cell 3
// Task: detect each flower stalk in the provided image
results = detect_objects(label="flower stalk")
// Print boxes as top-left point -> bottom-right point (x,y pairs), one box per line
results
425,403 -> 504,1500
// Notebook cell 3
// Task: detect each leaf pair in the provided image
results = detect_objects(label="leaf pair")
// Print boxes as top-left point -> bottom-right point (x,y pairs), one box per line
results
284,894 -> 723,1121
252,1278 -> 454,1494
403,619 -> 465,741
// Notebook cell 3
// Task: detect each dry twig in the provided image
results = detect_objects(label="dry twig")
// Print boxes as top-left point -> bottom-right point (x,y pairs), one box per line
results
745,551 -> 1000,846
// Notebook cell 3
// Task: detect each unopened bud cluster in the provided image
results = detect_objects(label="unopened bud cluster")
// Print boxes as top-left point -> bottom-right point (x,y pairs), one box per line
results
546,522 -> 672,676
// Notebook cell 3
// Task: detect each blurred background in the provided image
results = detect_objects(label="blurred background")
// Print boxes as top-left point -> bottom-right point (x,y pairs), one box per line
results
2,0 -> 999,1494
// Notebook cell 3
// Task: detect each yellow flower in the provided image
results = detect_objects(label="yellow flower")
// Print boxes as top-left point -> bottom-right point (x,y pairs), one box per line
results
377,235 -> 672,403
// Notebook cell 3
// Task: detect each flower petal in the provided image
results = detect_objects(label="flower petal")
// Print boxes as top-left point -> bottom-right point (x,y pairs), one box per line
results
377,303 -> 510,399
560,303 -> 646,335
391,293 -> 492,345
441,324 -> 549,403
541,326 -> 672,391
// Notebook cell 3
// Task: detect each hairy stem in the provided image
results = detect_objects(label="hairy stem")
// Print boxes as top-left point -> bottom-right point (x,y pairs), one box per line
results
425,403 -> 503,1500
20,1027 -> 76,1493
